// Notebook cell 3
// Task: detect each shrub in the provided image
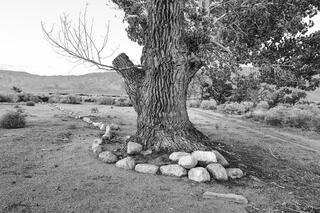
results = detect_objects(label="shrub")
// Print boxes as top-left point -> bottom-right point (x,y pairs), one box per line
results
91,107 -> 99,113
245,109 -> 266,121
29,95 -> 41,103
26,101 -> 35,106
48,96 -> 60,104
60,95 -> 81,104
0,94 -> 15,103
219,102 -> 252,115
16,108 -> 24,114
187,100 -> 201,108
114,97 -> 132,107
97,97 -> 115,105
0,111 -> 26,129
264,106 -> 287,126
83,96 -> 96,102
256,101 -> 269,110
200,100 -> 217,110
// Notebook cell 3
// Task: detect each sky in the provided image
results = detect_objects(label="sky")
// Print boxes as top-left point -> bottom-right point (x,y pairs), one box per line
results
0,0 -> 142,76
0,1 -> 319,76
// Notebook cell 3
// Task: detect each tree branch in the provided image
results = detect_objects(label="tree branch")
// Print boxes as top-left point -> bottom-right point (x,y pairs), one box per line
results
41,9 -> 143,72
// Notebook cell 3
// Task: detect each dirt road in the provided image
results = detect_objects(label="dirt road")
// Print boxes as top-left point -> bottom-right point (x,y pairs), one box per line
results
1,104 -> 319,213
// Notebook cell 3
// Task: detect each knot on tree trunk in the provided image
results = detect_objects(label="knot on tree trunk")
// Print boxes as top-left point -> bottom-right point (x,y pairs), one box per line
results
112,53 -> 134,69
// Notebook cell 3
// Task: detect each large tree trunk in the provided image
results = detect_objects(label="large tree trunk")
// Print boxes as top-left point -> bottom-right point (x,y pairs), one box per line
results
113,0 -> 210,152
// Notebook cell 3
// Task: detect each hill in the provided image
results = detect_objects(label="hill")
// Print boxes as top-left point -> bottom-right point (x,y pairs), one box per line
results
0,70 -> 125,95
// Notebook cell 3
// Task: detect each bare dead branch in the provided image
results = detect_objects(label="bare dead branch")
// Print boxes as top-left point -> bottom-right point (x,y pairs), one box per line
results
41,9 -> 142,72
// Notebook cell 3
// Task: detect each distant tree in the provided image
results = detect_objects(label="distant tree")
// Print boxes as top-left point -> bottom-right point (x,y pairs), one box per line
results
43,0 -> 320,152
12,86 -> 22,93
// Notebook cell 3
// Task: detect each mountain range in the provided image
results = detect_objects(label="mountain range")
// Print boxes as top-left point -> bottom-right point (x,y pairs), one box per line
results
0,70 -> 125,95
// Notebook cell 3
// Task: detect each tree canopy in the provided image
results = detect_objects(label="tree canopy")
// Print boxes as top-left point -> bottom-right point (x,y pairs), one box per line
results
111,0 -> 320,89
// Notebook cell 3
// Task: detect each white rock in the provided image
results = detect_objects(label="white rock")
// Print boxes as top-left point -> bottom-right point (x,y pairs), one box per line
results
102,125 -> 112,140
115,157 -> 136,170
127,142 -> 143,154
213,151 -> 229,167
191,151 -> 217,164
226,168 -> 244,179
83,117 -> 92,124
135,164 -> 159,174
169,152 -> 190,162
178,155 -> 198,169
160,164 -> 187,177
206,163 -> 228,181
92,122 -> 101,128
141,150 -> 153,156
98,151 -> 117,163
203,192 -> 248,204
99,123 -> 106,130
92,143 -> 103,155
93,138 -> 103,145
188,167 -> 210,182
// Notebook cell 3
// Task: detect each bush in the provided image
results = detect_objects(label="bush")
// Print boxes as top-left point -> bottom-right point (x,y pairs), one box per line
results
187,100 -> 201,108
114,97 -> 132,107
60,95 -> 81,104
83,96 -> 96,102
0,111 -> 26,129
91,107 -> 99,113
0,94 -> 15,103
29,95 -> 42,103
97,97 -> 115,105
48,96 -> 60,104
200,100 -> 217,110
219,102 -> 253,115
245,109 -> 266,121
26,101 -> 35,106
264,105 -> 287,126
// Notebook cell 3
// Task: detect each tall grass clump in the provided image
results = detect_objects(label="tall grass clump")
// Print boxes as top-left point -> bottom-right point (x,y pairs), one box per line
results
200,100 -> 217,110
0,111 -> 26,129
97,97 -> 115,105
114,97 -> 132,107
60,95 -> 81,104
264,105 -> 287,126
187,100 -> 201,108
26,101 -> 35,106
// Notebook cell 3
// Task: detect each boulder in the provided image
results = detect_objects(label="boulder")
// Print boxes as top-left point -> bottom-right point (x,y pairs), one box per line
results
203,192 -> 248,204
188,167 -> 210,182
160,164 -> 187,177
178,155 -> 198,169
226,168 -> 244,179
98,151 -> 118,163
206,163 -> 228,181
92,122 -> 101,128
102,125 -> 112,140
169,152 -> 190,162
213,151 -> 229,167
141,150 -> 153,156
83,117 -> 92,124
127,142 -> 143,155
115,157 -> 136,170
92,143 -> 103,155
191,151 -> 217,164
135,164 -> 159,174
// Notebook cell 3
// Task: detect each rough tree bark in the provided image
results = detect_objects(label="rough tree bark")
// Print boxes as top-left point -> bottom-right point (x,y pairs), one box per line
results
112,0 -> 210,152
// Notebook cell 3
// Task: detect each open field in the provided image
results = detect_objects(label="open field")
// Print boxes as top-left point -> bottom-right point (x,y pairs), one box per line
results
1,103 -> 320,213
